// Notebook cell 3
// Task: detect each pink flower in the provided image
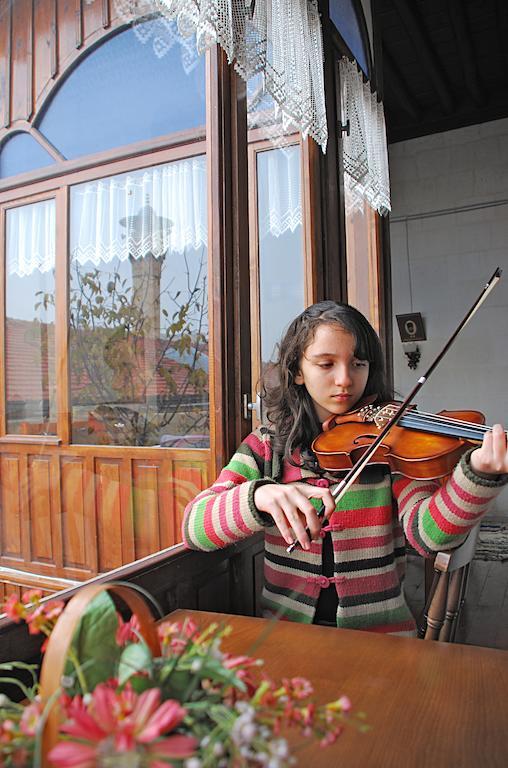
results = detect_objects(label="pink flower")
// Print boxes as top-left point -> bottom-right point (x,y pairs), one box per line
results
19,699 -> 43,737
158,618 -> 199,654
283,677 -> 314,700
116,613 -> 141,646
48,683 -> 197,768
2,594 -> 26,623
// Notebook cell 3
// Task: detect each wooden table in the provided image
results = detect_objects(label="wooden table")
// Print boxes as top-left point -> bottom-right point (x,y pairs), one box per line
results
169,610 -> 508,768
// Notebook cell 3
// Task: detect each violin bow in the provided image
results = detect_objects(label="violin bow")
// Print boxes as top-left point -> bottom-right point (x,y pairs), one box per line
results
287,267 -> 502,554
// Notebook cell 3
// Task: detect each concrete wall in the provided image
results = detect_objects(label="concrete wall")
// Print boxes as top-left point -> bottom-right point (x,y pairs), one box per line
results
388,118 -> 508,518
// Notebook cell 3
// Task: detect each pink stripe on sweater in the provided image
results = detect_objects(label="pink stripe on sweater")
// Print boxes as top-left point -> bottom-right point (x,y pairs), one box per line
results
449,473 -> 494,505
218,492 -> 236,543
426,496 -> 475,536
264,563 -> 319,598
340,571 -> 398,597
231,485 -> 257,536
332,533 -> 392,551
244,431 -> 271,459
439,483 -> 486,522
203,501 -> 227,548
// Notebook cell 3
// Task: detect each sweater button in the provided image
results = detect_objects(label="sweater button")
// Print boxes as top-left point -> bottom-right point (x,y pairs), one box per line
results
317,576 -> 329,588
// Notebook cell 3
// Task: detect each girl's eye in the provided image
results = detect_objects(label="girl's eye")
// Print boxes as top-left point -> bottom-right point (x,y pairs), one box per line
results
353,360 -> 369,368
318,362 -> 333,369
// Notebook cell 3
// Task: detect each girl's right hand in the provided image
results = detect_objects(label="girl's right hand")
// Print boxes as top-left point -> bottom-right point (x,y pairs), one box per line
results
253,482 -> 336,551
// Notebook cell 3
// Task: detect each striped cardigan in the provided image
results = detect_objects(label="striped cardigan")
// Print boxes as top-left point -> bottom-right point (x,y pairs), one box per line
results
182,426 -> 507,635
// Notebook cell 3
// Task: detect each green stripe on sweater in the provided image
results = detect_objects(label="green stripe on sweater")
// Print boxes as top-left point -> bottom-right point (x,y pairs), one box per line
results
337,603 -> 412,630
421,509 -> 455,546
227,458 -> 261,481
335,485 -> 392,511
189,498 -> 216,550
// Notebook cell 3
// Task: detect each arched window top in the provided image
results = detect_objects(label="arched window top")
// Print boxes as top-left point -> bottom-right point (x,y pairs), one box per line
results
0,132 -> 55,179
330,0 -> 370,76
37,18 -> 206,160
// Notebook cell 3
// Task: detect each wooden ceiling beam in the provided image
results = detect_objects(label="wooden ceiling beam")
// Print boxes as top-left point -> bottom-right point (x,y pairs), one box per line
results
448,0 -> 484,106
382,46 -> 420,121
390,0 -> 454,114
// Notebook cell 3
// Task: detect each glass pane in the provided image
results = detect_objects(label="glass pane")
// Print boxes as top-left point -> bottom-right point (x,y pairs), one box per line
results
37,19 -> 206,159
69,156 -> 209,447
0,132 -> 55,179
330,0 -> 369,76
344,181 -> 381,333
5,200 -> 57,435
256,146 -> 304,369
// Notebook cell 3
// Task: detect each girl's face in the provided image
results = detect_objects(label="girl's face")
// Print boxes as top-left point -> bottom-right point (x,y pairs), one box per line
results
295,323 -> 370,423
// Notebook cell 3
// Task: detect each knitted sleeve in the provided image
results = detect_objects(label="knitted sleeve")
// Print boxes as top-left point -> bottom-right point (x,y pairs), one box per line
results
392,448 -> 508,556
181,428 -> 276,551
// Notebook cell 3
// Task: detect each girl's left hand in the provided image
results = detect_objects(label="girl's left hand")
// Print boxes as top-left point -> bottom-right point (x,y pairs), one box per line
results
470,424 -> 508,477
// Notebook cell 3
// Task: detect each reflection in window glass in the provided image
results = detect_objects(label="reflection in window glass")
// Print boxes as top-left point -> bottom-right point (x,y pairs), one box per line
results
257,146 -> 304,368
344,180 -> 380,333
5,200 -> 57,435
69,157 -> 209,447
0,132 -> 55,179
37,19 -> 206,159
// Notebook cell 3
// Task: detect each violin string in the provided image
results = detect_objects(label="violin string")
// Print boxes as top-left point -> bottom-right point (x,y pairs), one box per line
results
400,417 -> 486,441
397,410 -> 492,439
399,409 -> 491,431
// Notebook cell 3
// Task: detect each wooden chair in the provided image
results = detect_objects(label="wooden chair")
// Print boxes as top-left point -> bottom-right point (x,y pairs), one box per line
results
418,523 -> 481,642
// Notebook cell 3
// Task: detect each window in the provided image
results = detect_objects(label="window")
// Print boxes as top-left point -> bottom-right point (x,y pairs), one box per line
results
5,200 -> 57,435
329,0 -> 370,76
0,133 -> 55,179
69,157 -> 209,447
37,20 -> 206,160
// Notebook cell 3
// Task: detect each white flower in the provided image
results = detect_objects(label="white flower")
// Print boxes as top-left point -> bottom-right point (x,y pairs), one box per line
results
185,759 -> 203,768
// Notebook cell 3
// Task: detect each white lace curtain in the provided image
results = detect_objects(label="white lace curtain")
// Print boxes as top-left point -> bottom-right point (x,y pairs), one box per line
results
7,200 -> 56,277
117,0 -> 328,151
70,155 -> 207,266
259,146 -> 301,238
8,150 -> 301,276
339,57 -> 391,216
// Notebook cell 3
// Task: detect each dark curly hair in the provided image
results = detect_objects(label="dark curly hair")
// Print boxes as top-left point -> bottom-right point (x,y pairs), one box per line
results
261,301 -> 393,467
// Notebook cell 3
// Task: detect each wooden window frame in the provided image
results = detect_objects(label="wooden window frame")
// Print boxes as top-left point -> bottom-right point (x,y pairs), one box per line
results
0,141 -> 208,449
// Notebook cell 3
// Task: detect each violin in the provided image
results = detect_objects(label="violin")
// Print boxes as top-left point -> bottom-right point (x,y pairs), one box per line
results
312,401 -> 489,480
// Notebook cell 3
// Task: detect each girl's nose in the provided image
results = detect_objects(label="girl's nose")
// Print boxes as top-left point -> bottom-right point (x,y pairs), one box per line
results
334,365 -> 353,387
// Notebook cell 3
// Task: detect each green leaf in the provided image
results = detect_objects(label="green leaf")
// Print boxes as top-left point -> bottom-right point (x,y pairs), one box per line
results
68,592 -> 121,690
118,642 -> 153,686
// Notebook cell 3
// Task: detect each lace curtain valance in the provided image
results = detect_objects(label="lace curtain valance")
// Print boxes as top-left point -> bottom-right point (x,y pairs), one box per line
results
8,150 -> 301,277
117,0 -> 328,151
339,57 -> 391,216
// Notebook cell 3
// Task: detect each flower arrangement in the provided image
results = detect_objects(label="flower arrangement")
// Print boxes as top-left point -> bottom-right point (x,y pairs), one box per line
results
0,584 -> 367,767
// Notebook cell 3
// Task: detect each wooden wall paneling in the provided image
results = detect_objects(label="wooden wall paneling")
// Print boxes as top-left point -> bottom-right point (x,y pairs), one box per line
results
10,0 -> 33,123
75,0 -> 84,49
19,452 -> 31,565
172,458 -> 209,540
28,454 -> 54,564
158,455 -> 175,549
60,456 -> 88,570
56,0 -> 82,69
33,0 -> 57,104
0,0 -> 12,128
132,459 -> 162,559
0,454 -> 23,560
95,457 -> 124,571
119,455 -> 135,565
50,452 -> 63,569
83,0 -> 106,42
83,453 -> 97,573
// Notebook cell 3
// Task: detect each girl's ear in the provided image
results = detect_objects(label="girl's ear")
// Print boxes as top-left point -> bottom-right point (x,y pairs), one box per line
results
294,370 -> 304,385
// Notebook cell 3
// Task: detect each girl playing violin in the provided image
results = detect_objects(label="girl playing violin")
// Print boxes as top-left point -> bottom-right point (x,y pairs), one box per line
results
182,301 -> 508,634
